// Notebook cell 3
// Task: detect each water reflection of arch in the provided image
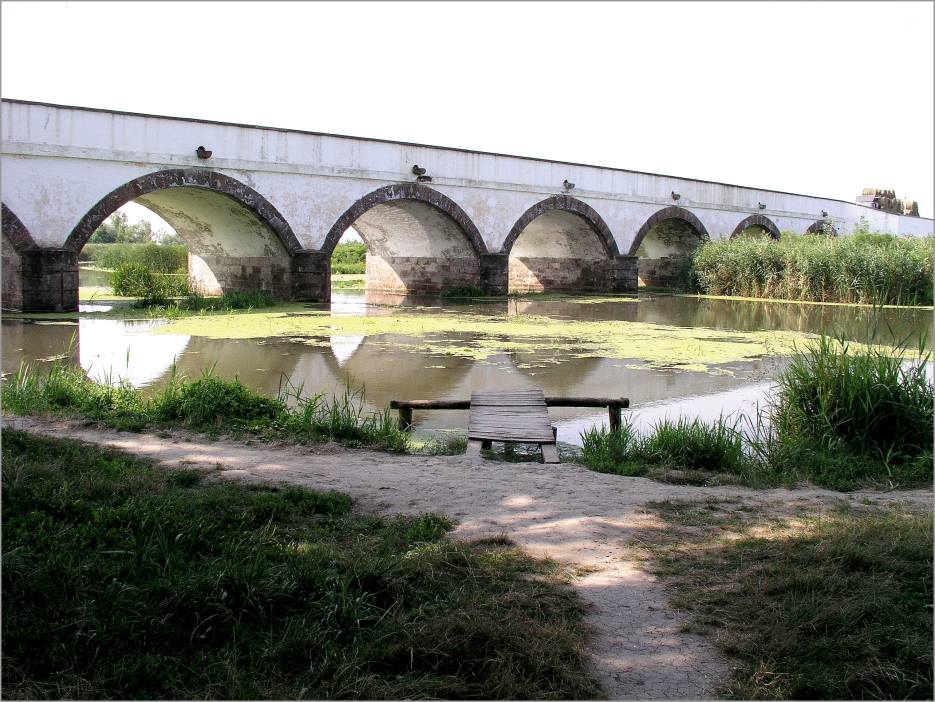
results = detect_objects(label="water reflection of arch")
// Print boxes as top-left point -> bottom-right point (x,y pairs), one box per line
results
1,318 -> 81,375
335,334 -> 475,406
151,334 -> 309,397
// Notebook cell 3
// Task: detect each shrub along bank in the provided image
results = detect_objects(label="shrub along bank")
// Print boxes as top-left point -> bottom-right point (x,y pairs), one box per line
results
691,232 -> 933,306
2,430 -> 600,699
581,333 -> 933,490
332,242 -> 367,274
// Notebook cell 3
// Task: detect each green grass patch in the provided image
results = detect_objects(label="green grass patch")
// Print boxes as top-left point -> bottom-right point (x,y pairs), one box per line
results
1,430 -> 601,699
581,417 -> 749,485
638,499 -> 933,700
692,232 -> 933,306
3,359 -> 410,451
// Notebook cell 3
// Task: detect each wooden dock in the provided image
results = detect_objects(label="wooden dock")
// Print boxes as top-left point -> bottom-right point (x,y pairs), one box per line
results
389,390 -> 630,464
467,389 -> 559,463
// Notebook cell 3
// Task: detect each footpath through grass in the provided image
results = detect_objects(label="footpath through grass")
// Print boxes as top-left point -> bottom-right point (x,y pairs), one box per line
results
635,498 -> 933,700
1,430 -> 602,700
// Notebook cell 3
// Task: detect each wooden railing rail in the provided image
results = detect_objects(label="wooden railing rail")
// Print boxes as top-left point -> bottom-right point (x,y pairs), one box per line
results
390,397 -> 630,432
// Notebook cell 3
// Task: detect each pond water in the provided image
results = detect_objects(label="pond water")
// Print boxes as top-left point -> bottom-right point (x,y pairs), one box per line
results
3,279 -> 931,446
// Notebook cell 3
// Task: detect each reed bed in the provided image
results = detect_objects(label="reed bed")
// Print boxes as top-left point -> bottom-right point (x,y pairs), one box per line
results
692,232 -> 933,305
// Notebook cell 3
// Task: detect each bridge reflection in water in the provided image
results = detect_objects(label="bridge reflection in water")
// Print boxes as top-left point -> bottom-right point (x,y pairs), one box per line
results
2,291 -> 930,445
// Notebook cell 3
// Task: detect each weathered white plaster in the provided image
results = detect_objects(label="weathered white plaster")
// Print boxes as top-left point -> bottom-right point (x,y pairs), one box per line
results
2,99 -> 932,259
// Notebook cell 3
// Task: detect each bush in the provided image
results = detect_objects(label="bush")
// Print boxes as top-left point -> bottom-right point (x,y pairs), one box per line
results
81,243 -> 188,274
152,373 -> 286,428
110,263 -> 190,304
331,242 -> 366,274
691,232 -> 933,305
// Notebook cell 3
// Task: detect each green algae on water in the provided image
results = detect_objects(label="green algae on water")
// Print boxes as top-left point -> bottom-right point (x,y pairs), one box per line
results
154,309 -> 818,372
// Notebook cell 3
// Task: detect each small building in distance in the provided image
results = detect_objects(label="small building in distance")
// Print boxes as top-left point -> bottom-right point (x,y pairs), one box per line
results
857,188 -> 920,217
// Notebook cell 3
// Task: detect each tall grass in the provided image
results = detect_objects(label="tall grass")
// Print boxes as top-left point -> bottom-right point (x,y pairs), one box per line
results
2,430 -> 600,699
581,333 -> 934,490
110,263 -> 191,305
692,232 -> 933,305
3,359 -> 409,452
80,243 -> 188,273
761,333 -> 933,489
581,416 -> 747,481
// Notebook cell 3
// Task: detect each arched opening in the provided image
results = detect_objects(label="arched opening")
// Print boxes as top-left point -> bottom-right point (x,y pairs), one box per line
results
66,169 -> 302,299
503,196 -> 618,293
322,184 -> 485,295
730,215 -> 781,240
805,220 -> 837,236
2,203 -> 37,312
630,206 -> 708,288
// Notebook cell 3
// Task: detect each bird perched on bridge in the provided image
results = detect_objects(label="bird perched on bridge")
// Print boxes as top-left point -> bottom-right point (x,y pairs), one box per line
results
196,146 -> 213,159
412,165 -> 427,176
563,179 -> 575,191
671,191 -> 681,201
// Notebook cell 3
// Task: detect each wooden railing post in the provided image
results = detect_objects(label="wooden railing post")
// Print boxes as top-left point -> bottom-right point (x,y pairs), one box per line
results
398,406 -> 413,431
608,402 -> 621,432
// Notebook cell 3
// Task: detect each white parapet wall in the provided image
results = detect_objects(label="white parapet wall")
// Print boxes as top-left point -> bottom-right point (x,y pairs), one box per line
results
2,99 -> 931,258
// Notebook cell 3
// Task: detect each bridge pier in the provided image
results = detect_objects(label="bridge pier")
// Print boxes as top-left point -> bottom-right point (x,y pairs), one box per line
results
611,254 -> 638,293
291,250 -> 331,302
480,253 -> 509,295
19,248 -> 79,312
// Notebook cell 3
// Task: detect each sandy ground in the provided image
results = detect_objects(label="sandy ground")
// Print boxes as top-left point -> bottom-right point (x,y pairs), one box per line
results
6,415 -> 932,700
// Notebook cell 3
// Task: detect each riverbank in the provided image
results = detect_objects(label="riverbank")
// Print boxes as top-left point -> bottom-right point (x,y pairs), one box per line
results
6,415 -> 931,699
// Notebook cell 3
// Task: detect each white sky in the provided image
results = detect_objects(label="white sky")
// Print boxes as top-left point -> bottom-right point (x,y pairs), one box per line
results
2,0 -> 933,222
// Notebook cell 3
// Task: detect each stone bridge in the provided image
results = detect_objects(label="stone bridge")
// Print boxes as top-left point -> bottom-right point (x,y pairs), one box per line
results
2,99 -> 932,311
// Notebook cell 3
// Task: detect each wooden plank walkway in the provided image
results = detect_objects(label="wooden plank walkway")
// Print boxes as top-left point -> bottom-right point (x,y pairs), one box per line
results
466,389 -> 560,463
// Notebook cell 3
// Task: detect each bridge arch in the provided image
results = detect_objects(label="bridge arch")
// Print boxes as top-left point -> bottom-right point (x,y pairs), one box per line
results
503,195 -> 619,293
2,203 -> 39,311
805,220 -> 837,235
65,168 -> 303,298
630,206 -> 709,288
322,183 -> 486,294
730,214 -> 781,240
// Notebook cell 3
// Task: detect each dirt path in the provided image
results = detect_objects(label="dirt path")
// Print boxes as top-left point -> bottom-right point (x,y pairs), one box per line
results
7,416 -> 931,700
